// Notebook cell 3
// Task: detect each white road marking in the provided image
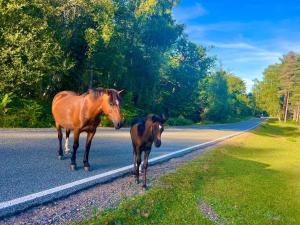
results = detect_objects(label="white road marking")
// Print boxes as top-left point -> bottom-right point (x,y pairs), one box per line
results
0,120 -> 263,211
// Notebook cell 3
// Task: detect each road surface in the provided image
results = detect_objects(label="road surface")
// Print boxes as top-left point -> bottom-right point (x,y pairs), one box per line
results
0,119 -> 262,216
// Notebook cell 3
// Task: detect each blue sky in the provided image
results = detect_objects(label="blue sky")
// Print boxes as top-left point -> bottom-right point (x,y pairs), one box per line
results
173,0 -> 300,92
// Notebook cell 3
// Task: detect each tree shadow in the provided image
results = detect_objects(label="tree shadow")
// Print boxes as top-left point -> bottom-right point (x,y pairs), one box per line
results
195,145 -> 300,224
253,123 -> 300,138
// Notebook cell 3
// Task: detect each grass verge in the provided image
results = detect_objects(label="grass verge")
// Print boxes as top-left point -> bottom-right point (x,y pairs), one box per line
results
82,119 -> 300,225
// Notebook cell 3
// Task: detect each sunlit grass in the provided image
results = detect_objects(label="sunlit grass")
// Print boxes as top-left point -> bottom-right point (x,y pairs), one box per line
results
82,119 -> 300,225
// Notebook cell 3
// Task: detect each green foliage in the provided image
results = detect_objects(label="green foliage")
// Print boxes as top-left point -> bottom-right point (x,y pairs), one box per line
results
166,117 -> 194,126
0,0 -> 258,127
0,93 -> 12,115
253,52 -> 300,121
200,69 -> 230,122
0,94 -> 52,127
199,69 -> 258,122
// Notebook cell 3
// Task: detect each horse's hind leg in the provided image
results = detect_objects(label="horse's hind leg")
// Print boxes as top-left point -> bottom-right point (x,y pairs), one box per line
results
70,129 -> 80,171
65,129 -> 71,155
56,125 -> 64,160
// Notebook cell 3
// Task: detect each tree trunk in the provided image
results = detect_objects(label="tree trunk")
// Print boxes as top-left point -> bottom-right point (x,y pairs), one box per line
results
293,109 -> 296,121
89,64 -> 93,89
284,91 -> 290,122
296,103 -> 300,123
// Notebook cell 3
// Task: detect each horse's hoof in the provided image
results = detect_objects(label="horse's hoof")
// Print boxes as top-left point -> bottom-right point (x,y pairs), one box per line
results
142,184 -> 148,189
70,164 -> 77,171
135,179 -> 140,184
83,166 -> 90,172
57,155 -> 64,160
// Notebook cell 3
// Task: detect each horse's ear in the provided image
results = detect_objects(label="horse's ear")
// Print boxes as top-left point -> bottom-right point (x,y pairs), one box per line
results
118,90 -> 124,95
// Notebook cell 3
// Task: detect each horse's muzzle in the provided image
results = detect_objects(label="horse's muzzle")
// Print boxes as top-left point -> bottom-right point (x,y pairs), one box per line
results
155,140 -> 161,148
114,122 -> 123,130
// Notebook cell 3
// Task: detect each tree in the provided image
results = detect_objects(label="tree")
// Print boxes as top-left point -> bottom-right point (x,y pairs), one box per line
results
253,51 -> 300,122
0,0 -> 69,98
200,69 -> 230,122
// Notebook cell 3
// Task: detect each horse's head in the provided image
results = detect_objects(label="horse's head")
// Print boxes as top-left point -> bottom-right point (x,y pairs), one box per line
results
151,114 -> 166,147
102,89 -> 123,129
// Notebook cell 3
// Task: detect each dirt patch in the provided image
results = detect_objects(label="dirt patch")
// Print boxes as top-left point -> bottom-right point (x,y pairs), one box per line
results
198,200 -> 226,225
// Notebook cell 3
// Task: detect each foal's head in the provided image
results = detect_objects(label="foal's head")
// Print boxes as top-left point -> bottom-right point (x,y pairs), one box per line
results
150,114 -> 166,147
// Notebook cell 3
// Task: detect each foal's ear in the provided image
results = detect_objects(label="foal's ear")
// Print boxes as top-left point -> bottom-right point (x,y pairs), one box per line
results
160,114 -> 166,123
151,115 -> 160,123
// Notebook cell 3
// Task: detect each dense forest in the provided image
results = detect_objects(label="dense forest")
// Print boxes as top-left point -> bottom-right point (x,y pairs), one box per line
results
0,0 -> 260,127
253,52 -> 300,122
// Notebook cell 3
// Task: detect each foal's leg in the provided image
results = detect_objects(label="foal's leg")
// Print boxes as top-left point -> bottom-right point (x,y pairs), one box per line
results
70,129 -> 80,171
56,125 -> 63,160
132,143 -> 137,176
64,129 -> 71,155
143,150 -> 151,188
136,150 -> 142,184
83,129 -> 96,171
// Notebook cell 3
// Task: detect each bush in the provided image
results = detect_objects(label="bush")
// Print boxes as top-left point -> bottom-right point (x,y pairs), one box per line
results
0,94 -> 53,128
166,117 -> 194,126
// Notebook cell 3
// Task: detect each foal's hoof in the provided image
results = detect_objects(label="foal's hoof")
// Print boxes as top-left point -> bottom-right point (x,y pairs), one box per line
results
57,155 -> 64,160
142,184 -> 148,190
70,164 -> 77,171
83,166 -> 91,172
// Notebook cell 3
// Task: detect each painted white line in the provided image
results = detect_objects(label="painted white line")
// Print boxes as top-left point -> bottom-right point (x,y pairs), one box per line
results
0,120 -> 263,211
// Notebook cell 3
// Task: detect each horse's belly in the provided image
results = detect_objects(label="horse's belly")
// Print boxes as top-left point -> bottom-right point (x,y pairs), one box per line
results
53,103 -> 78,129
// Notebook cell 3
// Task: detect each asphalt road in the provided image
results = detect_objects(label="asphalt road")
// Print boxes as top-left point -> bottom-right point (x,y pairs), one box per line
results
0,119 -> 261,207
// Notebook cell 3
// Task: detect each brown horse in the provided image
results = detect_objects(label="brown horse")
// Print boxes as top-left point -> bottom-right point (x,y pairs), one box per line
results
130,114 -> 165,188
52,88 -> 123,171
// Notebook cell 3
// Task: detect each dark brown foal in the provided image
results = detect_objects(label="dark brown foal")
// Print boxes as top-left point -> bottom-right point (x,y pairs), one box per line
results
130,114 -> 165,188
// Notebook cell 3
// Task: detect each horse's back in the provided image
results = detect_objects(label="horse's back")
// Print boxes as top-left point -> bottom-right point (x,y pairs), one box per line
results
53,91 -> 77,103
52,91 -> 83,129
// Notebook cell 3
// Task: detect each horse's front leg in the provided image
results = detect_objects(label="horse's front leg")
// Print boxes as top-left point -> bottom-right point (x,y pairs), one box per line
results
56,125 -> 63,160
70,129 -> 80,171
83,129 -> 96,171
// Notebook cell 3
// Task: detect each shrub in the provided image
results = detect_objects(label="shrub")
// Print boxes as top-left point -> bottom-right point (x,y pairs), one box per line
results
166,117 -> 194,126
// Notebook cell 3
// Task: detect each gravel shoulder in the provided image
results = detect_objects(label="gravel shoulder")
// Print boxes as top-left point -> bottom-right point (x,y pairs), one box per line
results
1,140 -> 229,225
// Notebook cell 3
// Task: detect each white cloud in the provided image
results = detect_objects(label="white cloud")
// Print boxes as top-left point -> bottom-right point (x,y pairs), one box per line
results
243,78 -> 255,93
202,41 -> 258,50
186,22 -> 246,33
173,3 -> 207,22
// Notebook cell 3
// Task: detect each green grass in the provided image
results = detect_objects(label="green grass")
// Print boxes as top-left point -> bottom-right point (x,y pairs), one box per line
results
83,119 -> 300,225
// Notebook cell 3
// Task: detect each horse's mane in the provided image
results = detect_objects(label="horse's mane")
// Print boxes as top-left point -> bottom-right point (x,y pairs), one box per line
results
85,87 -> 120,105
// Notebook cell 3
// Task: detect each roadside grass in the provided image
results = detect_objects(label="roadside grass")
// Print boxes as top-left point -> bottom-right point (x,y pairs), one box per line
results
83,119 -> 300,225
